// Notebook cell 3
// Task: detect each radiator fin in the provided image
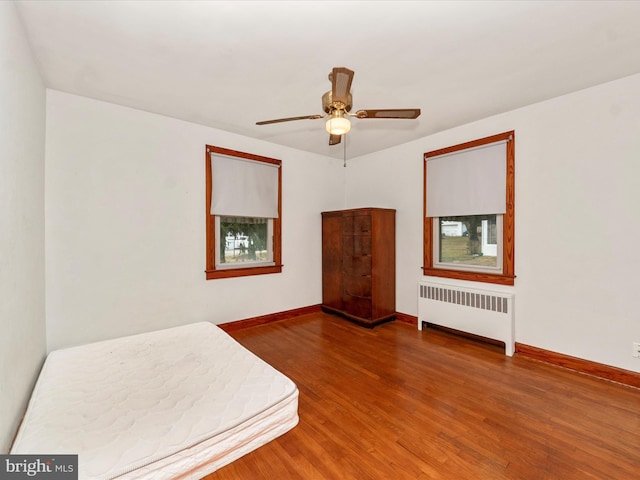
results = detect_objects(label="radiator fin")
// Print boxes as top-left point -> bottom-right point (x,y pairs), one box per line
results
419,284 -> 508,314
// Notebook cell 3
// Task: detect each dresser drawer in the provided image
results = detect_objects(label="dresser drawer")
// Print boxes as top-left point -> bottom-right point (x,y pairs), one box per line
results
342,255 -> 372,276
342,295 -> 372,320
343,235 -> 372,256
342,214 -> 371,234
343,274 -> 372,298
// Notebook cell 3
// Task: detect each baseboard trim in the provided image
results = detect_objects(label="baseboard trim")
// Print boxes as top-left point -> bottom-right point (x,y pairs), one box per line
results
515,343 -> 640,389
218,304 -> 322,332
395,312 -> 417,326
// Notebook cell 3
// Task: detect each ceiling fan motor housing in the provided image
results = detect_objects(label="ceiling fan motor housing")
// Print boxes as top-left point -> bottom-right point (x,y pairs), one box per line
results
322,91 -> 352,113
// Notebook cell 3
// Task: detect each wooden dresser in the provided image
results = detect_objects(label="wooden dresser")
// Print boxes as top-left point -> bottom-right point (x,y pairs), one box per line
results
321,208 -> 396,327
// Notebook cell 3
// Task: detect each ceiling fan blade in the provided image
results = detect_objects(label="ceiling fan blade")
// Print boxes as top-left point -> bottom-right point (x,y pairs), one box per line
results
256,114 -> 323,125
354,108 -> 421,119
331,67 -> 354,106
329,134 -> 342,146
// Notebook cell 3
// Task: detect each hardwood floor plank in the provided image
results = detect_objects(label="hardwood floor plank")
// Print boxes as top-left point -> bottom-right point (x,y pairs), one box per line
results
204,313 -> 639,479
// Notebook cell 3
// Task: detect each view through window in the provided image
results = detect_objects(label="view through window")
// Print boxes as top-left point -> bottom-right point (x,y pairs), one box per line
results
436,214 -> 500,269
217,216 -> 272,266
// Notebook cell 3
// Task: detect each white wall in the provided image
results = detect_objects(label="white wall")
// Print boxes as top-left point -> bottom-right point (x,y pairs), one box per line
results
0,2 -> 46,452
346,73 -> 640,373
45,90 -> 345,351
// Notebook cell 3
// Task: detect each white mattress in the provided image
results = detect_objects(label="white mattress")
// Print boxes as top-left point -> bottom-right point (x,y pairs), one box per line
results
11,322 -> 299,480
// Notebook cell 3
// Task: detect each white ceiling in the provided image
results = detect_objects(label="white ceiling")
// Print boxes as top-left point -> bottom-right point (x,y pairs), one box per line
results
15,1 -> 640,159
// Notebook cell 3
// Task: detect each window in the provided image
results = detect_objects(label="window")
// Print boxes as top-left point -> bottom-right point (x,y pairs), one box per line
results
205,145 -> 282,279
423,131 -> 515,285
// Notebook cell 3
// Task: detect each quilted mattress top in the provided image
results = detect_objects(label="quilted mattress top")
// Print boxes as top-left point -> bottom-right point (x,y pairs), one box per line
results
11,322 -> 297,479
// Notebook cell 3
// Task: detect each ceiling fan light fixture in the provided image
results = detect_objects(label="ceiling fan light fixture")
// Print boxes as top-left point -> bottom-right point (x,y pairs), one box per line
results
325,110 -> 351,135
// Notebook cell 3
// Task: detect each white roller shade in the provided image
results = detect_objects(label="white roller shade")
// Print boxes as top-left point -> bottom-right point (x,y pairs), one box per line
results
426,141 -> 506,217
210,153 -> 279,218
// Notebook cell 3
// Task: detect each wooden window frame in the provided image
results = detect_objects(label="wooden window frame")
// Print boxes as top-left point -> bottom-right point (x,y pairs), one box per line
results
205,145 -> 282,280
423,131 -> 515,286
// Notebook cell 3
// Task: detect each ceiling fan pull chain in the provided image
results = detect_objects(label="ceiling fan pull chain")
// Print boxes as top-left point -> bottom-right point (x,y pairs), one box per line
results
344,134 -> 347,168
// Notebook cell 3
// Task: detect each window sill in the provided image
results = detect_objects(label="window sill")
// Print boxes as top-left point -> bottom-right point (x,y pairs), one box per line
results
206,264 -> 282,280
422,267 -> 515,286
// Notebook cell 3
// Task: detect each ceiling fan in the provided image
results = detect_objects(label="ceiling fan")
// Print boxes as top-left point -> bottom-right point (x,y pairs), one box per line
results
256,67 -> 421,146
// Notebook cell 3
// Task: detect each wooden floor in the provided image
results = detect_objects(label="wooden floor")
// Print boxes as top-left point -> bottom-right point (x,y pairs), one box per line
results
205,312 -> 639,479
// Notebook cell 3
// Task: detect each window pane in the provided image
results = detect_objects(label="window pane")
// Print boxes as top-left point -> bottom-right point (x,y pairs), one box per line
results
439,215 -> 498,268
219,216 -> 271,264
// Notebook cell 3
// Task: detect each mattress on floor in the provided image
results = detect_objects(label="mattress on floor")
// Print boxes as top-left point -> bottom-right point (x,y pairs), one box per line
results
11,322 -> 299,480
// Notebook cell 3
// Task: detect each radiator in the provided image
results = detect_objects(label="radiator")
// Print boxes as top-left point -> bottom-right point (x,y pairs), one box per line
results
418,281 -> 515,356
